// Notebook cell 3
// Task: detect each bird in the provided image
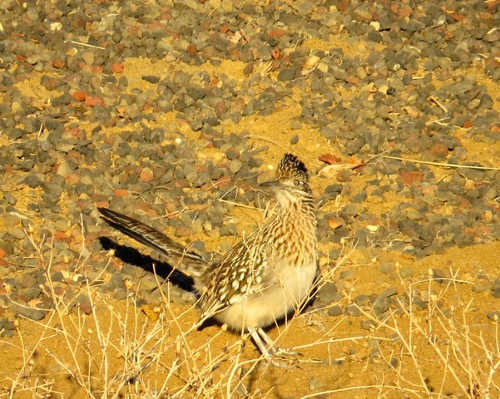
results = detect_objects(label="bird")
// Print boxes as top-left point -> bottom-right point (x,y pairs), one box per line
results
98,153 -> 318,363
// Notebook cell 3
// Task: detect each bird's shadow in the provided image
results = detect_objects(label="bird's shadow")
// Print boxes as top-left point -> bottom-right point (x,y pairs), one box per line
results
97,236 -> 317,332
98,236 -> 195,293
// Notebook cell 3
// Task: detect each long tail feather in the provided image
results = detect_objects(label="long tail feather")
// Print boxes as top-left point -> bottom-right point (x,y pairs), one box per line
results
98,207 -> 207,277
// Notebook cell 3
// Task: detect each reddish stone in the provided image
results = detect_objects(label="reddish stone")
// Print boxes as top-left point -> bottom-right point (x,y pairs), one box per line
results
67,127 -> 80,138
111,62 -> 124,73
400,171 -> 423,185
114,189 -> 128,197
65,174 -> 80,185
268,28 -> 285,38
85,96 -> 104,107
337,0 -> 350,12
43,77 -> 59,90
0,248 -> 5,258
230,48 -> 240,58
399,6 -> 412,17
54,231 -> 69,240
219,25 -> 230,33
95,200 -> 109,208
327,217 -> 344,230
430,142 -> 448,157
486,0 -> 498,10
72,90 -> 87,101
139,167 -> 154,182
186,44 -> 197,55
52,59 -> 65,69
457,197 -> 472,208
463,120 -> 473,128
215,101 -> 226,117
464,227 -> 475,236
345,76 -> 359,85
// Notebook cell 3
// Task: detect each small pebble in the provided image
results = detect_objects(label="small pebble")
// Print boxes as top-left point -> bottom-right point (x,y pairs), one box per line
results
316,282 -> 339,305
360,319 -> 376,330
345,304 -> 361,317
327,305 -> 342,317
78,294 -> 92,315
379,263 -> 394,274
11,304 -> 46,321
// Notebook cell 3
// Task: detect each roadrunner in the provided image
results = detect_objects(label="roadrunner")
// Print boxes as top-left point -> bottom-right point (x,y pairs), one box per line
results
98,153 -> 318,361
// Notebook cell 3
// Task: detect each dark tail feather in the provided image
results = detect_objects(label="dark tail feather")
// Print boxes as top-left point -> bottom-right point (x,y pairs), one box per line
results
98,207 -> 207,277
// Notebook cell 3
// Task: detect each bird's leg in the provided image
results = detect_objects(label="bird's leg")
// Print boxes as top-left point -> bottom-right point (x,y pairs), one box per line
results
250,329 -> 293,368
257,328 -> 299,357
249,328 -> 273,361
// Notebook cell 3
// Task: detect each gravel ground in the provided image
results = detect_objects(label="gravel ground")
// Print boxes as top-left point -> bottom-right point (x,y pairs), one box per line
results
0,0 -> 499,395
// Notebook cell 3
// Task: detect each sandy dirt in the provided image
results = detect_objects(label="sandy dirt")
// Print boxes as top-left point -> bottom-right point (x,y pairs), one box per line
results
1,28 -> 499,399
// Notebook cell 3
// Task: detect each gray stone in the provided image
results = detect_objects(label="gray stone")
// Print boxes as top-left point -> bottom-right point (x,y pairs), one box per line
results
11,304 -> 46,321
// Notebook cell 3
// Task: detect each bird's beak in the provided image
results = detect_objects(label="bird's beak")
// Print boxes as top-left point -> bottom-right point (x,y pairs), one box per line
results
259,179 -> 279,188
258,179 -> 281,195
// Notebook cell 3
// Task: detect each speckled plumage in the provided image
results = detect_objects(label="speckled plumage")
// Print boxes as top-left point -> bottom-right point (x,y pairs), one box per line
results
98,153 -> 318,361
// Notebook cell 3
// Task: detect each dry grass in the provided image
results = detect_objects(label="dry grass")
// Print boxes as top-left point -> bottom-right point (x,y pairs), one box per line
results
0,230 -> 499,399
